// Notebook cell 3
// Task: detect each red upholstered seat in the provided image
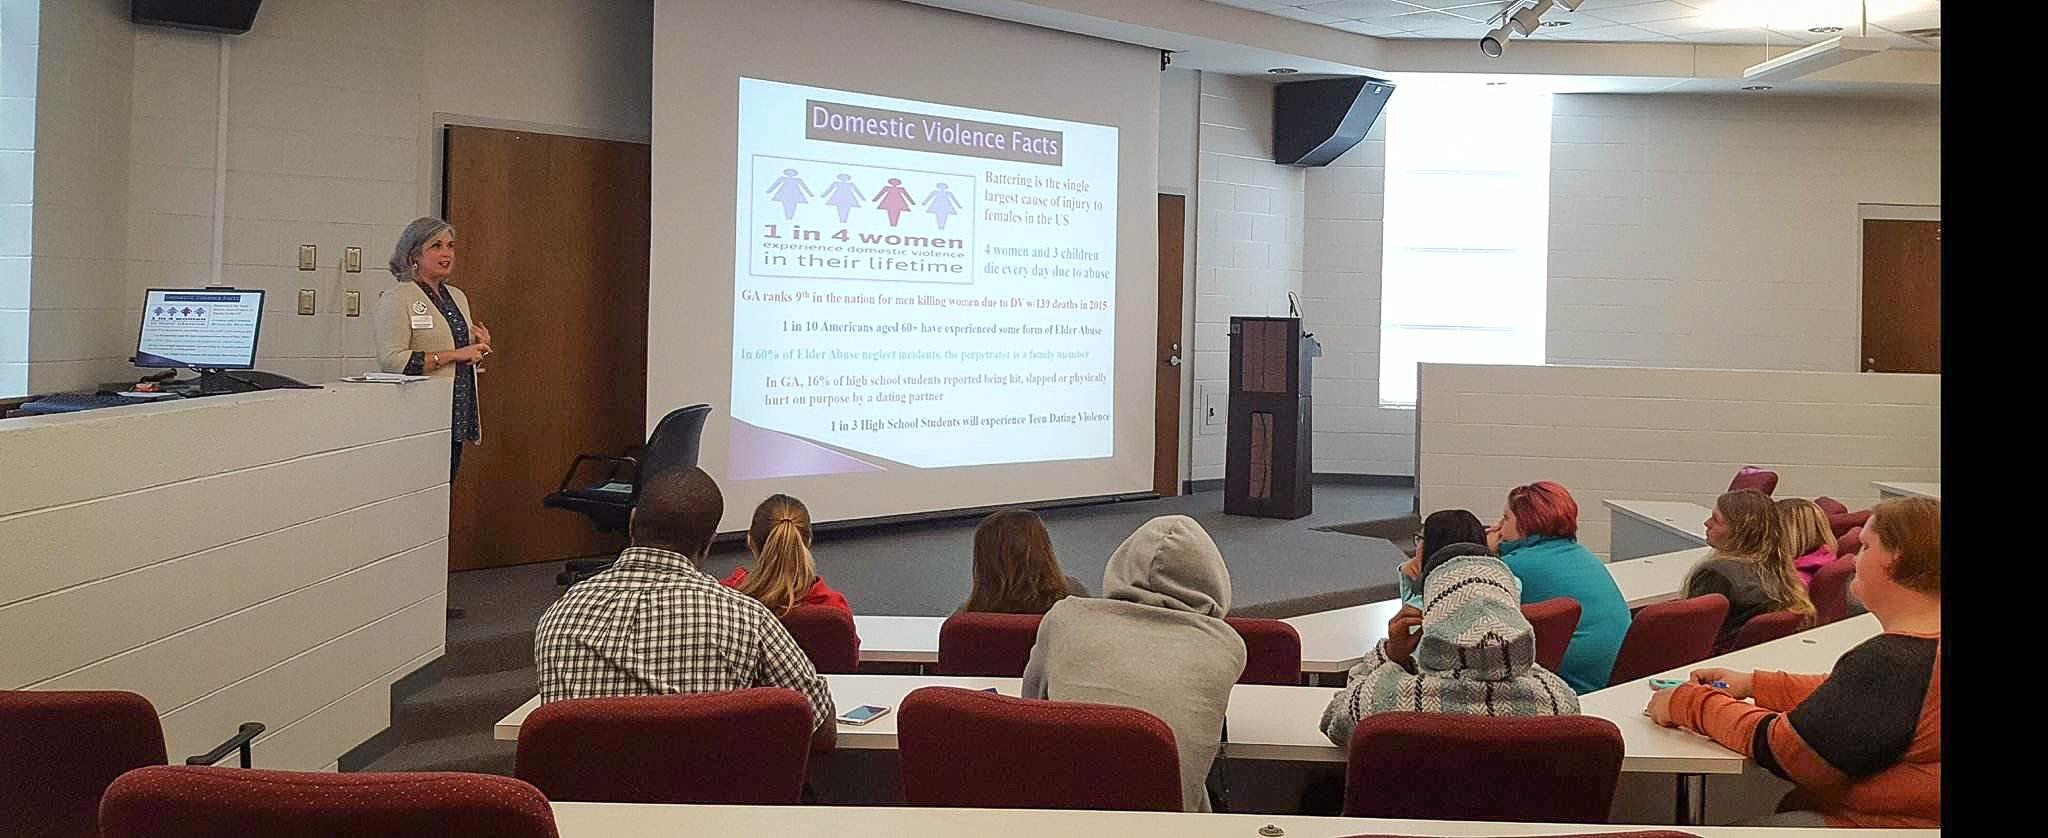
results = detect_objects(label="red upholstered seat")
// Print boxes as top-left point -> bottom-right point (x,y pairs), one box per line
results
0,690 -> 168,838
515,688 -> 813,804
1810,555 -> 1859,625
780,605 -> 861,673
1813,496 -> 1849,516
1520,597 -> 1582,675
1342,712 -> 1624,822
1836,525 -> 1864,556
1827,509 -> 1872,539
1729,610 -> 1809,650
99,766 -> 558,838
1226,617 -> 1303,684
898,686 -> 1182,811
1727,467 -> 1778,495
937,612 -> 1044,677
1608,594 -> 1730,686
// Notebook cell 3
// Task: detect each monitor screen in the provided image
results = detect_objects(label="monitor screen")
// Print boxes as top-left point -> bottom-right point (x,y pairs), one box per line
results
135,288 -> 265,370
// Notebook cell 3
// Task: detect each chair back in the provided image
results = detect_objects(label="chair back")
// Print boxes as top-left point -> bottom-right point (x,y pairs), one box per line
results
1827,509 -> 1871,539
1519,597 -> 1582,675
1810,555 -> 1859,625
0,689 -> 168,838
1727,466 -> 1779,495
99,766 -> 558,838
1342,712 -> 1623,822
1608,593 -> 1729,686
1225,617 -> 1303,684
898,687 -> 1182,811
1813,496 -> 1849,516
515,689 -> 812,804
634,404 -> 713,498
1729,611 -> 1808,651
937,612 -> 1044,677
1836,526 -> 1863,557
779,605 -> 861,673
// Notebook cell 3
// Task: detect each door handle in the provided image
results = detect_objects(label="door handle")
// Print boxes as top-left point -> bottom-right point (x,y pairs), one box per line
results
1166,355 -> 1183,367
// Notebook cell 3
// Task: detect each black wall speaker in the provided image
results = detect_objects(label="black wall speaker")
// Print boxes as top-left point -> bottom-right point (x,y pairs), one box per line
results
132,1 -> 263,35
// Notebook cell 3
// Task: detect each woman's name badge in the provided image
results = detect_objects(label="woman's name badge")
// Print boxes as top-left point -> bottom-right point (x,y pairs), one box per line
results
410,315 -> 434,330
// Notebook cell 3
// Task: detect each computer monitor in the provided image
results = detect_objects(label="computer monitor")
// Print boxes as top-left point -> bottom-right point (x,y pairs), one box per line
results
135,288 -> 265,371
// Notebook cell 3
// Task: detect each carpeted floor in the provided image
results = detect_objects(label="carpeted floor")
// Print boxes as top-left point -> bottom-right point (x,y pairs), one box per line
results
358,482 -> 1415,778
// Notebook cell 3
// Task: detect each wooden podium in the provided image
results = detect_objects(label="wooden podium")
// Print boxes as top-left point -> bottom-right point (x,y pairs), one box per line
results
1225,316 -> 1317,519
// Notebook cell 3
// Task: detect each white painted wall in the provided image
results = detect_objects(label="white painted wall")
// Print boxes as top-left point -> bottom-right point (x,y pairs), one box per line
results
24,0 -> 131,394
0,382 -> 452,770
23,0 -> 653,393
1290,90 -> 1940,477
0,0 -> 34,396
1547,93 -> 1942,371
1416,363 -> 1940,559
1189,73 -> 1304,481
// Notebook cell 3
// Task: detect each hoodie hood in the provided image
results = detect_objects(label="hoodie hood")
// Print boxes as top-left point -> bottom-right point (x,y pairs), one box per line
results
1101,515 -> 1232,618
1414,555 -> 1537,681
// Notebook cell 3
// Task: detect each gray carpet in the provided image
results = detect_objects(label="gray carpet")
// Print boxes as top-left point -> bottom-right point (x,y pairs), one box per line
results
358,482 -> 1415,777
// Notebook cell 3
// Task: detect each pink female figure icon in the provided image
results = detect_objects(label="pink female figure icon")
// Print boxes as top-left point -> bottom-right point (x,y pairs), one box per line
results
766,168 -> 813,220
820,174 -> 866,223
923,183 -> 963,230
874,178 -> 917,227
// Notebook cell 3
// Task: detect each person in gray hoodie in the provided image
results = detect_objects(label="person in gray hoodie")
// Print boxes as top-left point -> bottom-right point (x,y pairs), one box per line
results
1022,515 -> 1246,812
1320,552 -> 1579,746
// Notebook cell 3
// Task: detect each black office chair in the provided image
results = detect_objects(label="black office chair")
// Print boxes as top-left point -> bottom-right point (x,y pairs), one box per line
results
549,403 -> 713,586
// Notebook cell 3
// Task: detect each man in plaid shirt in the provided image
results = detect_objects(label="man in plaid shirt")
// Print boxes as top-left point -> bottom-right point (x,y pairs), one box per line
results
534,466 -> 836,739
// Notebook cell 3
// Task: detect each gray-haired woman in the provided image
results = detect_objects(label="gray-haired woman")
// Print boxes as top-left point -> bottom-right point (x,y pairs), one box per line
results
375,216 -> 493,477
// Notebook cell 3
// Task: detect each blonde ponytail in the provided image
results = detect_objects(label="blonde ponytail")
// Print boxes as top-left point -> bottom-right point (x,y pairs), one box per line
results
739,495 -> 818,615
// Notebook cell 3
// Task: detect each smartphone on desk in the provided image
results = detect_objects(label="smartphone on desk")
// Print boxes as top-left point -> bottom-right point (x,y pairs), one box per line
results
837,704 -> 890,726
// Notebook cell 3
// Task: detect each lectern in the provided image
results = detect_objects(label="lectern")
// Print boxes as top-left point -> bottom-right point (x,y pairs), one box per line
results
1225,316 -> 1317,518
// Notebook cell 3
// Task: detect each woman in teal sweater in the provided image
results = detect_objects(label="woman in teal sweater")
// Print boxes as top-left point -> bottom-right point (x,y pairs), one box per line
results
1487,481 -> 1631,693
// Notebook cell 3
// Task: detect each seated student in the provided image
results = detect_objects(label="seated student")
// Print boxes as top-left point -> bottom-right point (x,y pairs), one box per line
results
1397,509 -> 1490,609
1777,498 -> 1841,588
1650,498 -> 1939,828
1686,490 -> 1816,653
534,468 -> 836,740
1488,481 -> 1630,693
1022,515 -> 1245,813
1322,546 -> 1578,745
960,508 -> 1088,614
722,494 -> 851,615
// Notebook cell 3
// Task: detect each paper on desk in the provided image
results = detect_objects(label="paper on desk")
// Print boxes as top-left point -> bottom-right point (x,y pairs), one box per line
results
343,373 -> 430,383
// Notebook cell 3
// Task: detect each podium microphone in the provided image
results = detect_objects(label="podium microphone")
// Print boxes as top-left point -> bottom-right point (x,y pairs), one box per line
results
1287,291 -> 1300,318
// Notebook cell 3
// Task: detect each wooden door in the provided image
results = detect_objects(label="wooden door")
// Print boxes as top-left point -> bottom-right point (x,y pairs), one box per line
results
443,126 -> 651,571
1861,219 -> 1941,373
1154,194 -> 1186,496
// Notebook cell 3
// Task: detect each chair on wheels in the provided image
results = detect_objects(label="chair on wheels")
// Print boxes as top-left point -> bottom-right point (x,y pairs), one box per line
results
898,687 -> 1183,811
1729,610 -> 1809,650
514,689 -> 814,804
99,766 -> 558,838
1225,617 -> 1303,685
1342,712 -> 1624,822
549,403 -> 713,586
936,613 -> 1044,677
0,690 -> 264,838
1520,597 -> 1582,675
1607,594 -> 1729,686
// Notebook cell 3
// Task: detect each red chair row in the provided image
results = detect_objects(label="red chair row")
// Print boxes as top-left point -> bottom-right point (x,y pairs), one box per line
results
936,612 -> 1304,684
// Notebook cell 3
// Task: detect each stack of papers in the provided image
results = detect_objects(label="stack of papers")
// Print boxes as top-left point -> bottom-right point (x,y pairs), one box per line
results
342,372 -> 431,384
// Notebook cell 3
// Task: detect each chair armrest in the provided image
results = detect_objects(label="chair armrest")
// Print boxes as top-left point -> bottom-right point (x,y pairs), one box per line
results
185,722 -> 266,768
555,454 -> 638,492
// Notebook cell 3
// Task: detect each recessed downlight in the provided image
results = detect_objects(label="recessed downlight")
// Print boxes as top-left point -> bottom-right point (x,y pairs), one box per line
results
1809,25 -> 1844,33
1267,67 -> 1299,74
1741,84 -> 1774,91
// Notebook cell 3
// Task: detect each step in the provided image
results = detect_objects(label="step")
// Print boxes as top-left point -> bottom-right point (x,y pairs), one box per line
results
355,731 -> 516,776
390,667 -> 537,744
443,625 -> 535,677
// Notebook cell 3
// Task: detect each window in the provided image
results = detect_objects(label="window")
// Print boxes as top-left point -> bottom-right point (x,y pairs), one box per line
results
1377,81 -> 1551,408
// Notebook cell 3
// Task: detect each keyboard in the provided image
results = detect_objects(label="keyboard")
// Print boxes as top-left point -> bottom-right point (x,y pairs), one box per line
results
16,392 -> 174,415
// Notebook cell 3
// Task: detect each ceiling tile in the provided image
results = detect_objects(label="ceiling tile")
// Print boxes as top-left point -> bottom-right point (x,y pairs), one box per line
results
1298,0 -> 1419,17
1265,6 -> 1350,24
1575,1 -> 1703,24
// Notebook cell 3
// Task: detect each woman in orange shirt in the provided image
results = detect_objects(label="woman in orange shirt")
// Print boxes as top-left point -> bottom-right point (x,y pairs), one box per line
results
1649,497 -> 1939,827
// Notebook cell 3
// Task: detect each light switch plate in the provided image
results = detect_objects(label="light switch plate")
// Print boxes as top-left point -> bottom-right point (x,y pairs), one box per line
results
345,290 -> 361,316
298,289 -> 316,315
298,244 -> 317,271
344,246 -> 362,273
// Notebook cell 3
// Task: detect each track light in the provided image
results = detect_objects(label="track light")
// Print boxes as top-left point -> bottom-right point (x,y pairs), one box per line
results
1511,0 -> 1554,35
1480,24 -> 1512,57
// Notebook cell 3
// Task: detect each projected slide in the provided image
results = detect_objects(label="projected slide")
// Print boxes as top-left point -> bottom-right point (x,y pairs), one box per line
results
731,78 -> 1117,480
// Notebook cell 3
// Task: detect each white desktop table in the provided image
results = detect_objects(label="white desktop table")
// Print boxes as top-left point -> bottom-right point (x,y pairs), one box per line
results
547,801 -> 1938,838
1604,500 -> 1711,561
1282,598 -> 1407,678
1872,481 -> 1940,501
1608,546 -> 1710,609
851,615 -> 944,664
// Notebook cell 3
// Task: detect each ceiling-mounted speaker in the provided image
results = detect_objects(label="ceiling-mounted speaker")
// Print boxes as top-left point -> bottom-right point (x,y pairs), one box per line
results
132,0 -> 263,35
1272,76 -> 1395,167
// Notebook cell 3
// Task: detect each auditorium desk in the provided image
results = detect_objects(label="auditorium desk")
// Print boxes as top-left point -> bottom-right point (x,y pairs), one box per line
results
1608,547 -> 1710,608
1872,481 -> 1939,501
852,615 -> 944,664
547,801 -> 1939,837
1603,500 -> 1711,561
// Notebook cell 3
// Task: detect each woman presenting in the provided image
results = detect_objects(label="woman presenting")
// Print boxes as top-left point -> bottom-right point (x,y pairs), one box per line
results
375,216 -> 493,477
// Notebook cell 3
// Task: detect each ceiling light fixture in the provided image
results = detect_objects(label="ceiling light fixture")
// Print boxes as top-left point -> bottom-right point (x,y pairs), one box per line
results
1267,67 -> 1299,74
1809,25 -> 1844,32
1741,0 -> 1889,81
1741,84 -> 1774,90
1480,23 -> 1513,57
1540,20 -> 1572,27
